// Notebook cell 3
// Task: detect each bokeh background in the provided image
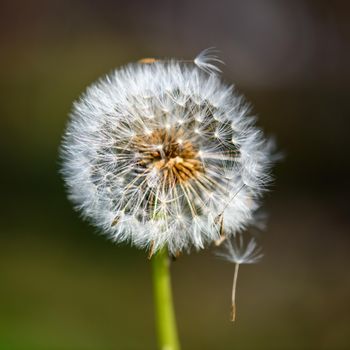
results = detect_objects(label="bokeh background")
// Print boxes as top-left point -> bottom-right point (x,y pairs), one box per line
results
1,1 -> 349,349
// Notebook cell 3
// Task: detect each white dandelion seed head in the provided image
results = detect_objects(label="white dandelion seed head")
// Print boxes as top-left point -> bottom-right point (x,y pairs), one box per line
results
60,51 -> 275,255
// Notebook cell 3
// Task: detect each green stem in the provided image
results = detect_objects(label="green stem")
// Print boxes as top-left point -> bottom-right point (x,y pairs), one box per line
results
152,247 -> 180,350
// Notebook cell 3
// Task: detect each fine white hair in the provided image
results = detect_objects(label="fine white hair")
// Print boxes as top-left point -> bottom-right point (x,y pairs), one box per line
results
215,233 -> 264,265
60,51 -> 275,255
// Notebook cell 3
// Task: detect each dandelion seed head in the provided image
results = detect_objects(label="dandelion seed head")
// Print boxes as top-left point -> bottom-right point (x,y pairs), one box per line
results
60,52 -> 275,255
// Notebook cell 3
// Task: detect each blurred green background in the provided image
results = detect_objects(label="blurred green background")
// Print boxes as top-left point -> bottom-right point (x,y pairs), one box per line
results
1,1 -> 349,349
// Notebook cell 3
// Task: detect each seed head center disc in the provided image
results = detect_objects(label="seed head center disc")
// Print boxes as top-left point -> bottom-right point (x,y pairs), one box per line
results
134,127 -> 203,184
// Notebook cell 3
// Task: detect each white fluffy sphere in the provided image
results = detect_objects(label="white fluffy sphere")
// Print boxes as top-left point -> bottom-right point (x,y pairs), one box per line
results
61,53 -> 275,255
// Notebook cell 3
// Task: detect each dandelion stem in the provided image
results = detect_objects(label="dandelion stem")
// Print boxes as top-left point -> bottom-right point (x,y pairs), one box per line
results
152,246 -> 180,350
231,263 -> 240,322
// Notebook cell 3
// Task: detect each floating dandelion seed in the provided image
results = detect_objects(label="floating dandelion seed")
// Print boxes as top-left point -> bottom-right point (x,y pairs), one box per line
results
60,50 -> 275,256
216,233 -> 263,321
194,47 -> 224,74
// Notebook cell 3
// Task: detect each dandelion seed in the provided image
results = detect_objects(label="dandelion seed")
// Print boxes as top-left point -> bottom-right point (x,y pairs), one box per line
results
216,233 -> 263,321
60,51 -> 275,256
194,48 -> 224,74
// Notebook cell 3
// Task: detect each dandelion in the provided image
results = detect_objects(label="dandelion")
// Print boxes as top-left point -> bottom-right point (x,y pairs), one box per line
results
216,233 -> 263,321
60,49 -> 274,257
60,49 -> 275,349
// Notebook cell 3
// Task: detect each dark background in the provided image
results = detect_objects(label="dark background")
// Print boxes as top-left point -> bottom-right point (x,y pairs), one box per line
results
1,1 -> 349,349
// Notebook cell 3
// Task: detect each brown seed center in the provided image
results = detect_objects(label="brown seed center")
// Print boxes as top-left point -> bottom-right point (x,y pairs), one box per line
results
133,128 -> 203,184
